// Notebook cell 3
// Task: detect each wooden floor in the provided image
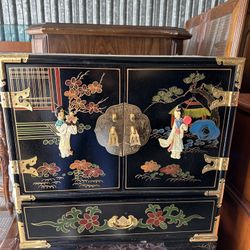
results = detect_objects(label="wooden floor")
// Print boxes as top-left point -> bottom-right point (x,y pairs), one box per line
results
0,195 -> 18,250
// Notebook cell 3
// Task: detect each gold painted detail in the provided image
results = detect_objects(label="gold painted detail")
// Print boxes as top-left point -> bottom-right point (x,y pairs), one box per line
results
0,54 -> 29,87
190,216 -> 220,242
107,215 -> 139,229
202,155 -> 229,174
13,183 -> 36,214
0,88 -> 32,110
216,57 -> 245,89
19,156 -> 38,176
209,87 -> 239,110
204,179 -> 225,208
18,221 -> 51,249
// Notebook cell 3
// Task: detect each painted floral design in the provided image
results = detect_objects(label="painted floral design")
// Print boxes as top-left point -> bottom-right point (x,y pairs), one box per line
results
31,204 -> 204,233
31,159 -> 105,190
146,210 -> 165,227
159,164 -> 181,175
79,213 -> 100,230
32,162 -> 64,190
141,160 -> 161,173
64,71 -> 108,115
70,160 -> 92,171
37,163 -> 61,177
88,81 -> 103,94
68,159 -> 105,188
136,161 -> 200,182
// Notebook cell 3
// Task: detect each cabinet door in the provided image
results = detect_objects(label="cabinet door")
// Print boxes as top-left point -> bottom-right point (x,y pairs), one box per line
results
3,60 -> 121,196
125,60 -> 238,193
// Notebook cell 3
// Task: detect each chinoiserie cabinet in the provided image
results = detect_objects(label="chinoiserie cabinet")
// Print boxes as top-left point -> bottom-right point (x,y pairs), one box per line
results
0,54 -> 244,249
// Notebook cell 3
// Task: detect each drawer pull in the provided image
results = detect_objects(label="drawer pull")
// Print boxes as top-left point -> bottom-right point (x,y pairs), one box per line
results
107,215 -> 138,229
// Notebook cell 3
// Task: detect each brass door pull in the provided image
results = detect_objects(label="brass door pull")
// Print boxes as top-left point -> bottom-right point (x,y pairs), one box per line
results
95,103 -> 151,156
107,215 -> 138,229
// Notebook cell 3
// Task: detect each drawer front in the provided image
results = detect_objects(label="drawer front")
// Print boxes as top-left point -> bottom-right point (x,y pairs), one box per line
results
5,64 -> 121,194
22,198 -> 216,244
125,66 -> 237,191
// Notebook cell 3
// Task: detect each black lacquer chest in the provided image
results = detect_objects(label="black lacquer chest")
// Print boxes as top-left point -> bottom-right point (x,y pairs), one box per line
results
0,54 -> 244,249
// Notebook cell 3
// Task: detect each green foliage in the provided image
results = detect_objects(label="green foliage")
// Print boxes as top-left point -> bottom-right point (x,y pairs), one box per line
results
183,72 -> 205,84
163,204 -> 204,227
77,123 -> 91,133
85,206 -> 102,216
89,220 -> 109,233
152,86 -> 184,104
137,218 -> 155,230
145,204 -> 161,213
55,207 -> 82,233
31,207 -> 82,233
159,222 -> 168,229
168,169 -> 198,182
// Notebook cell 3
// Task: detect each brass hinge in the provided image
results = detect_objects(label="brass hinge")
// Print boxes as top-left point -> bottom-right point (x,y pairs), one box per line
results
0,88 -> 32,111
202,155 -> 229,174
9,160 -> 19,175
13,183 -> 36,214
204,179 -> 225,208
18,221 -> 51,249
0,54 -> 29,87
209,87 -> 239,110
19,156 -> 39,176
9,156 -> 39,176
216,57 -> 245,89
190,215 -> 220,242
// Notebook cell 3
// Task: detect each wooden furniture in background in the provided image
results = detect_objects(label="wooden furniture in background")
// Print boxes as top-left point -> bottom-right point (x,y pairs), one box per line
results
0,42 -> 31,53
0,107 -> 12,213
238,2 -> 250,92
184,0 -> 250,92
26,23 -> 191,55
217,94 -> 250,250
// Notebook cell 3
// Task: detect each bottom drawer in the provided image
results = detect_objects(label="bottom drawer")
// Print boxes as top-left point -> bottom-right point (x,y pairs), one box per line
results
20,198 -> 218,248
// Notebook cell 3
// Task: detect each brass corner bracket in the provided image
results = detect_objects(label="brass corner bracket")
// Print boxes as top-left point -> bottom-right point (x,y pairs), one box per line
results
202,155 -> 229,174
190,215 -> 220,242
0,88 -> 33,111
13,183 -> 36,214
18,221 -> 51,249
204,179 -> 225,208
216,57 -> 245,89
209,87 -> 239,110
0,54 -> 29,87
